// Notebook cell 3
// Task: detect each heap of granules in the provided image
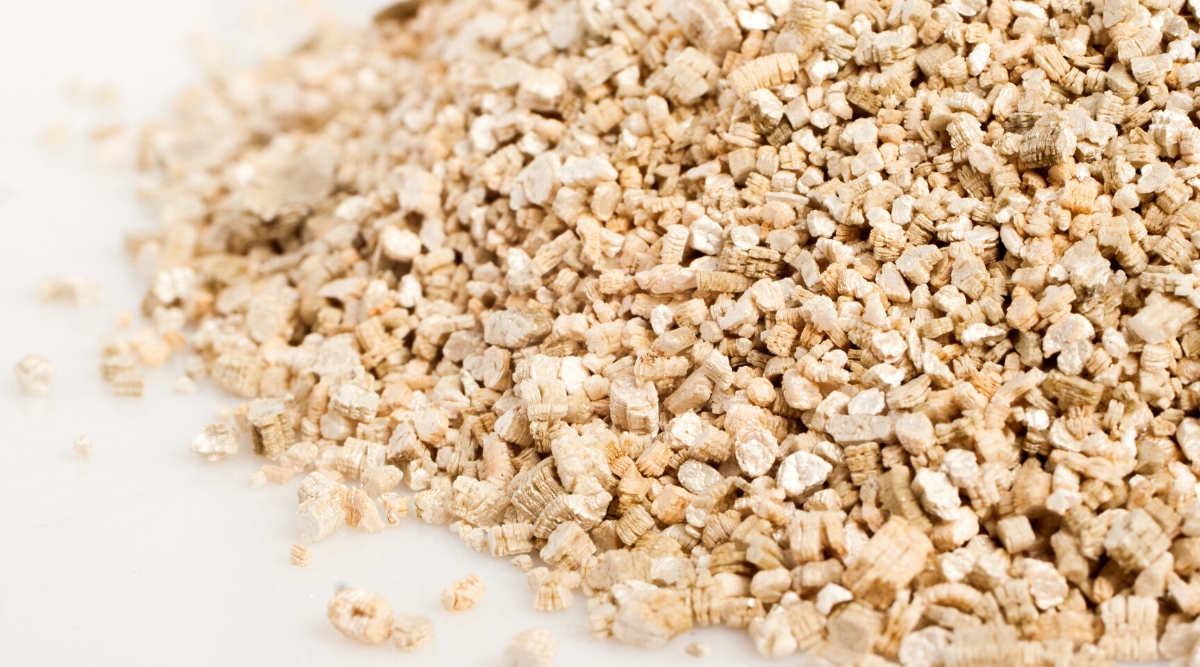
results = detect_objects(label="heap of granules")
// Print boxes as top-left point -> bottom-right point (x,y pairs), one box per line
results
99,0 -> 1200,663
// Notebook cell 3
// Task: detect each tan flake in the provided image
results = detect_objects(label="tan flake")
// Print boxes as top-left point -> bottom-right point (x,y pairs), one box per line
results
392,613 -> 434,652
327,588 -> 393,645
441,574 -> 486,612
14,355 -> 54,396
504,627 -> 555,667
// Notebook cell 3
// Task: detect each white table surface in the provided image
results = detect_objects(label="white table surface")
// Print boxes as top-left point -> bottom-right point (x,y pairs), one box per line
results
0,1 -> 1166,666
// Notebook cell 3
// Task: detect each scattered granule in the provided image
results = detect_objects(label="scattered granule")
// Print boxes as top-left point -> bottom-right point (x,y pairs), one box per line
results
173,376 -> 198,394
391,613 -> 434,652
327,588 -> 393,645
248,470 -> 268,488
684,642 -> 710,658
37,276 -> 104,307
188,424 -> 238,462
88,123 -> 133,169
14,355 -> 53,396
112,310 -> 132,329
98,0 -> 1200,661
73,436 -> 92,460
441,574 -> 486,612
40,122 -> 72,152
289,542 -> 311,567
503,628 -> 555,667
92,83 -> 119,108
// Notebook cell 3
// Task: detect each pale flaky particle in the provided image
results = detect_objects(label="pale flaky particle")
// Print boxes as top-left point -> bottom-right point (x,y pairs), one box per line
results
684,641 -> 711,657
290,542 -> 311,567
391,613 -> 434,652
503,628 -> 556,667
441,574 -> 486,612
327,588 -> 393,645
73,436 -> 93,460
173,376 -> 198,393
37,276 -> 104,307
14,355 -> 54,396
189,424 -> 239,462
111,369 -> 145,397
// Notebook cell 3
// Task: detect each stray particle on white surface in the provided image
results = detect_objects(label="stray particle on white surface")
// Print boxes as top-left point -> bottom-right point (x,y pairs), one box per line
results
503,628 -> 555,667
173,376 -> 198,394
37,275 -> 104,306
73,436 -> 92,460
249,470 -> 269,488
41,122 -> 72,152
392,613 -> 434,652
89,123 -> 134,169
441,574 -> 486,611
327,588 -> 394,645
15,355 -> 54,396
189,424 -> 238,462
289,542 -> 311,567
111,369 -> 145,397
685,641 -> 711,657
113,310 -> 133,329
93,84 -> 120,107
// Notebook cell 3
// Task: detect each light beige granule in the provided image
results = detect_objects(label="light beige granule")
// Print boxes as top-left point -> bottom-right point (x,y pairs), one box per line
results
289,542 -> 311,567
73,436 -> 92,460
503,628 -> 555,667
14,355 -> 53,396
327,588 -> 392,645
37,275 -> 104,306
391,612 -> 434,652
441,574 -> 486,612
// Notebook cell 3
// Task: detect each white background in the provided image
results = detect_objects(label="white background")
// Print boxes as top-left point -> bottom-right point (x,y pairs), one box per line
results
0,1 -> 781,665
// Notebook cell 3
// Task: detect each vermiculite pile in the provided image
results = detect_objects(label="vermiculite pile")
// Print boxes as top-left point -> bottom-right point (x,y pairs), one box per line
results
103,0 -> 1200,663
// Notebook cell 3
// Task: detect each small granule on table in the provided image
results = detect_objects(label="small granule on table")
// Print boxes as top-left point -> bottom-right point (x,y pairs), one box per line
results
503,628 -> 555,667
73,436 -> 93,460
327,588 -> 393,645
38,275 -> 104,306
391,613 -> 433,652
14,355 -> 54,396
441,574 -> 486,612
289,542 -> 311,567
